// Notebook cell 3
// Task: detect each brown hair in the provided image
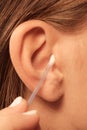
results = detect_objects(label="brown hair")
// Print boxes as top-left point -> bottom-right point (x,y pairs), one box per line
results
0,0 -> 87,109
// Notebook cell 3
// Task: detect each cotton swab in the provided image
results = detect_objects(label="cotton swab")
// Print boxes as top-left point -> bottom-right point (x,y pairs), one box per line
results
28,54 -> 55,105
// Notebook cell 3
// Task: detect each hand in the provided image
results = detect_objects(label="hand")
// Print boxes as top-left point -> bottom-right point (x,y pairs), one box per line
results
0,97 -> 39,130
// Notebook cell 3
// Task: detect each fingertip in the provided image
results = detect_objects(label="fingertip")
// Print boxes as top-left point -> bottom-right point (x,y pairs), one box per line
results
22,110 -> 40,128
9,96 -> 29,113
23,110 -> 40,121
10,96 -> 22,107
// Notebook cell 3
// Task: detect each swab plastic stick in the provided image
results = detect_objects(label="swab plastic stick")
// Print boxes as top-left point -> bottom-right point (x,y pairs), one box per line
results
28,54 -> 55,105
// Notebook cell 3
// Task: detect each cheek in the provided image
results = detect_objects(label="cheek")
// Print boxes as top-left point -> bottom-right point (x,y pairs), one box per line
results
55,42 -> 87,129
66,86 -> 87,129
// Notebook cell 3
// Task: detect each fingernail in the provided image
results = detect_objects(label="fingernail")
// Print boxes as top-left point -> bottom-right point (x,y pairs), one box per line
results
10,96 -> 22,107
23,110 -> 38,115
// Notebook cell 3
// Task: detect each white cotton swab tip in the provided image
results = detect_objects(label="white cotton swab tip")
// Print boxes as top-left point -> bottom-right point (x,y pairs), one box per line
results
48,54 -> 55,66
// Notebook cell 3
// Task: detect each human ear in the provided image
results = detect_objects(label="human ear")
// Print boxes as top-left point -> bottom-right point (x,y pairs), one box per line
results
9,20 -> 64,102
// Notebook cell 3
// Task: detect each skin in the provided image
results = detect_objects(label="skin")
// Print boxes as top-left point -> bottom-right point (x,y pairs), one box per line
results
27,27 -> 87,130
0,23 -> 87,130
1,20 -> 87,130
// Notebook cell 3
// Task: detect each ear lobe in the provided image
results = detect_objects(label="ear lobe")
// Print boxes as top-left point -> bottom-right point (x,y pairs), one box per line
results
10,20 -> 64,102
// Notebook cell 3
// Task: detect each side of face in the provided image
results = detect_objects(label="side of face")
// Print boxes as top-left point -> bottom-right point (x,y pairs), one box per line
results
9,20 -> 87,130
55,30 -> 87,129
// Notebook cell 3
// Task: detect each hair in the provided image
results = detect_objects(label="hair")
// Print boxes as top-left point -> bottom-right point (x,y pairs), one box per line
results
0,0 -> 87,109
